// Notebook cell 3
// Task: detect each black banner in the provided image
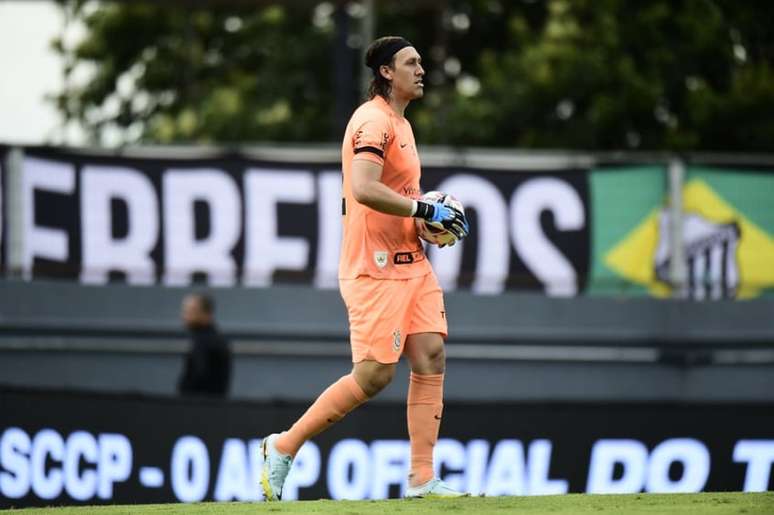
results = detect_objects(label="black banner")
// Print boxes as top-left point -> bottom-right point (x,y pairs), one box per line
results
12,147 -> 590,294
1,388 -> 772,507
0,144 -> 6,275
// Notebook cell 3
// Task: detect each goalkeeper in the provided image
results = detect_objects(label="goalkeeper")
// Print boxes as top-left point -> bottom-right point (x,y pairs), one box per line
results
261,36 -> 469,501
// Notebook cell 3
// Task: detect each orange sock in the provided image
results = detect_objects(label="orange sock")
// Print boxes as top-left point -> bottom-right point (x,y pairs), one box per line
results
407,372 -> 444,486
275,374 -> 368,456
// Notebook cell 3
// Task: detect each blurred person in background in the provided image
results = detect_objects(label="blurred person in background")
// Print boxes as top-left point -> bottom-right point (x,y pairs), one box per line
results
260,36 -> 469,501
177,293 -> 231,397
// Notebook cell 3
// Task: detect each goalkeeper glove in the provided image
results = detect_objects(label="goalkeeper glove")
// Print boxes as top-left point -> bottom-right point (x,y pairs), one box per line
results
412,200 -> 470,240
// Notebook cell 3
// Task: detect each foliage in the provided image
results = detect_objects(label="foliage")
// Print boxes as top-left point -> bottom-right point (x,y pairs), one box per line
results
54,1 -> 335,145
54,0 -> 774,151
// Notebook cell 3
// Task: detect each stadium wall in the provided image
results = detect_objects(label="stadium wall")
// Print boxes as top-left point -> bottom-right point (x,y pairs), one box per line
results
1,280 -> 773,403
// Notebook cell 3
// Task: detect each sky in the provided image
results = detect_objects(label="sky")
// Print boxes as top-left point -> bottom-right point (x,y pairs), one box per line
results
0,1 -> 83,145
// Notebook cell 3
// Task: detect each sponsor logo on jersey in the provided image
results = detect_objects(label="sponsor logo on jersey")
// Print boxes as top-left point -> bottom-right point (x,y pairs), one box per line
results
393,252 -> 414,265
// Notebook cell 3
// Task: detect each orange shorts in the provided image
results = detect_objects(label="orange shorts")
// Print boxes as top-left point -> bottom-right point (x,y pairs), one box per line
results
339,272 -> 448,364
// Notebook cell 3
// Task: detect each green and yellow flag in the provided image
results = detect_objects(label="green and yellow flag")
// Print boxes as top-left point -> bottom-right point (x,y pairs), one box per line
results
589,166 -> 774,299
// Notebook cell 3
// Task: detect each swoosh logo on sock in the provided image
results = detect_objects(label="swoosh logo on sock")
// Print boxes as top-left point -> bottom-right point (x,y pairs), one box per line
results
434,414 -> 442,420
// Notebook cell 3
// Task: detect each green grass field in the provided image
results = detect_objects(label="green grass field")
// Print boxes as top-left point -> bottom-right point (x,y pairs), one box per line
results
9,492 -> 774,515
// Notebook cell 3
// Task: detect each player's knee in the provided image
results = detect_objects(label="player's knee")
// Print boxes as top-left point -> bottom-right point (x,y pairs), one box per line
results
353,362 -> 396,396
369,364 -> 395,393
408,342 -> 446,374
427,345 -> 446,373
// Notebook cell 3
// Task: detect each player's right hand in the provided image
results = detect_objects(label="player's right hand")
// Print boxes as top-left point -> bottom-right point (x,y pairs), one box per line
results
437,203 -> 469,240
414,200 -> 470,241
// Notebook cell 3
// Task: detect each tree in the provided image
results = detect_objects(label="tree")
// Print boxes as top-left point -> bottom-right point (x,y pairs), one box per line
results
54,1 -> 337,145
416,0 -> 774,151
54,0 -> 774,151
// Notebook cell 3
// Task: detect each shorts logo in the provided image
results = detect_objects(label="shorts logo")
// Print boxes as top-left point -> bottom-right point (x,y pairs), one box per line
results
392,329 -> 401,352
374,251 -> 388,269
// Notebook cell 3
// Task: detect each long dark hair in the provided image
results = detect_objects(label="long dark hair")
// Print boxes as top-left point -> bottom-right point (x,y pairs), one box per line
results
365,36 -> 406,100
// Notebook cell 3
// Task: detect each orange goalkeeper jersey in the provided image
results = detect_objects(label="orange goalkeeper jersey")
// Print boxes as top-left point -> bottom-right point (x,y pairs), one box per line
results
338,95 -> 432,280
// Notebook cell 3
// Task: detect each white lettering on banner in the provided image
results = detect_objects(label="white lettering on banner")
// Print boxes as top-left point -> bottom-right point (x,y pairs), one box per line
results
18,158 -> 591,292
30,429 -> 65,499
22,157 -> 75,280
0,427 -> 32,498
64,431 -> 98,500
587,439 -> 648,493
282,442 -> 321,500
171,436 -> 209,502
587,438 -> 712,494
243,169 -> 315,286
247,439 -> 265,501
733,440 -> 774,492
511,177 -> 585,296
314,171 -> 343,289
210,437 -> 264,501
464,439 -> 490,496
80,166 -> 158,284
214,438 -> 254,501
484,439 -> 526,496
429,175 -> 510,294
647,438 -> 709,493
138,467 -> 164,488
1,430 -> 766,502
434,438 -> 467,492
0,428 -> 133,502
325,438 -> 565,499
97,433 -> 132,499
528,439 -> 569,495
370,440 -> 410,499
327,439 -> 370,500
163,169 -> 241,286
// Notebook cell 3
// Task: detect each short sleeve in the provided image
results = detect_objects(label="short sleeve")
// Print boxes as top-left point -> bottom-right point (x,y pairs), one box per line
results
352,113 -> 392,166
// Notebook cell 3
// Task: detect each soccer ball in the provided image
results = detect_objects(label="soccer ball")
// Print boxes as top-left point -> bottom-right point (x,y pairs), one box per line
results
415,191 -> 464,247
